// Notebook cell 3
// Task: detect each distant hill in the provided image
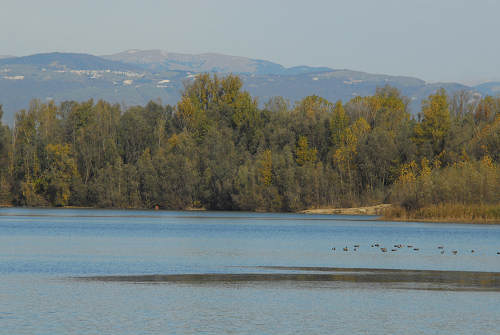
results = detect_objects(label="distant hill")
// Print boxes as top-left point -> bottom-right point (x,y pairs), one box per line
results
474,81 -> 500,96
0,52 -> 141,71
0,50 -> 496,125
103,49 -> 284,74
102,49 -> 331,75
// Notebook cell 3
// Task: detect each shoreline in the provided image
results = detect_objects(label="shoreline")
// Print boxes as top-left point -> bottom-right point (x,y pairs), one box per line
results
300,204 -> 392,216
380,216 -> 500,225
382,203 -> 500,225
301,204 -> 500,224
1,204 -> 499,225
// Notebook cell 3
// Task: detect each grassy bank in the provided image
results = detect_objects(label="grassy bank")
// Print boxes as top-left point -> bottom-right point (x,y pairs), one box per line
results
382,203 -> 500,224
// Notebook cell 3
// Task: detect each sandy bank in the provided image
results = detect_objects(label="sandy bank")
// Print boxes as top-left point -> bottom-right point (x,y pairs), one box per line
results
301,204 -> 392,216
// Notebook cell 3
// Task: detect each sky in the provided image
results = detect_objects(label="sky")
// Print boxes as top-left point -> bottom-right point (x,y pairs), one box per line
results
1,0 -> 499,84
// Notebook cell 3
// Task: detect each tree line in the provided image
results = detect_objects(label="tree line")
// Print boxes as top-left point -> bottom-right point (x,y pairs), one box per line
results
0,74 -> 498,214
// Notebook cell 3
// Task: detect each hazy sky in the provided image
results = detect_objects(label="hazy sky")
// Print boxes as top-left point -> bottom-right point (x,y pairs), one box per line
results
1,0 -> 499,84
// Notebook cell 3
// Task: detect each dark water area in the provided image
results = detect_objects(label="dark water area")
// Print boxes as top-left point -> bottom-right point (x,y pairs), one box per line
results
1,208 -> 500,334
81,268 -> 500,292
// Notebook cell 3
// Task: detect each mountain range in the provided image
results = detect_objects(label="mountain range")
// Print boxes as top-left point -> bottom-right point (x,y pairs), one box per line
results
0,50 -> 499,125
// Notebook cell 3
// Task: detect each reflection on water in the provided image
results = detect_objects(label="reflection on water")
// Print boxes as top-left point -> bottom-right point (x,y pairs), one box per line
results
1,208 -> 500,334
79,267 -> 500,291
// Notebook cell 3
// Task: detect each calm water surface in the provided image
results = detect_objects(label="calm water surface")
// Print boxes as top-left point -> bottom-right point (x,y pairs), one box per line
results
1,208 -> 500,334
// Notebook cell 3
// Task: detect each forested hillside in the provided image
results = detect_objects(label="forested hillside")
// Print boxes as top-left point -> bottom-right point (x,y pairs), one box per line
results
0,74 -> 498,218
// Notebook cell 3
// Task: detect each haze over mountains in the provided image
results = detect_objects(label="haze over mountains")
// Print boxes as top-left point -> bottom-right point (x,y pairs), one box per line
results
0,50 -> 499,125
104,49 -> 333,75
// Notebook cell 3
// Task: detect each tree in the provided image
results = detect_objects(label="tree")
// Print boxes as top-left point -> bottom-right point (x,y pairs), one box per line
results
333,117 -> 371,199
258,149 -> 273,186
295,136 -> 317,166
414,88 -> 451,155
330,100 -> 349,148
43,144 -> 79,206
0,106 -> 12,204
137,148 -> 159,208
1,74 -> 497,213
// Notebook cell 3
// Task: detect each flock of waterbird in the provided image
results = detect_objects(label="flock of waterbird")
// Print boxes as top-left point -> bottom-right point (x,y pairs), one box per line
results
331,243 -> 500,255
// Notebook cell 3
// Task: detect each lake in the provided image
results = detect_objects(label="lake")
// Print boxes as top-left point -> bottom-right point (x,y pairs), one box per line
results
1,208 -> 500,334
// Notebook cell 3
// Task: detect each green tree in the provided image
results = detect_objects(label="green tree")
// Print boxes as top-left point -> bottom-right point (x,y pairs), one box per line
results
43,144 -> 79,206
0,106 -> 13,204
330,100 -> 349,147
414,88 -> 451,155
295,136 -> 317,166
2,74 -> 497,213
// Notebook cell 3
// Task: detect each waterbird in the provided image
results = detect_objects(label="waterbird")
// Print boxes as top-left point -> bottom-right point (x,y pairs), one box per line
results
374,243 -> 380,247
343,247 -> 348,252
354,245 -> 360,248
381,248 -> 387,252
413,248 -> 419,251
452,250 -> 458,255
391,249 -> 397,252
332,247 -> 336,251
496,252 -> 500,255
441,250 -> 445,254
407,245 -> 413,248
437,246 -> 444,249
471,250 -> 475,253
